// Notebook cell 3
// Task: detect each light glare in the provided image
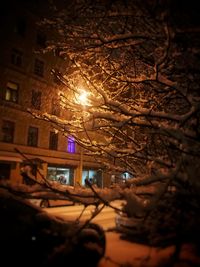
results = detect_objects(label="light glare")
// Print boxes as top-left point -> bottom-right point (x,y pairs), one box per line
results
76,89 -> 90,106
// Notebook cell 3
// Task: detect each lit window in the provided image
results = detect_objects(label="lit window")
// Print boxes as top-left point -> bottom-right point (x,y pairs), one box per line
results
47,166 -> 74,186
5,82 -> 19,103
67,136 -> 75,153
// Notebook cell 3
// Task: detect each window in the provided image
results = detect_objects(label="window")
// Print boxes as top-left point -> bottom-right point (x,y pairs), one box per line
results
121,172 -> 132,180
0,163 -> 11,180
67,136 -> 75,153
51,98 -> 60,116
27,126 -> 38,147
36,32 -> 46,48
82,169 -> 99,187
14,17 -> 26,37
31,90 -> 41,110
11,48 -> 22,67
52,68 -> 62,85
47,166 -> 74,185
5,82 -> 19,103
2,120 -> 15,143
34,59 -> 44,77
49,131 -> 58,150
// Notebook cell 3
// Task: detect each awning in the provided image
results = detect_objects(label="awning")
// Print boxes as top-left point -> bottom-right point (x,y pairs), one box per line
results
0,156 -> 22,163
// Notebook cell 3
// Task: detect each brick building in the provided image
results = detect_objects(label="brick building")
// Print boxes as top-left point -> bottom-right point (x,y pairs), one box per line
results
0,1 -> 109,187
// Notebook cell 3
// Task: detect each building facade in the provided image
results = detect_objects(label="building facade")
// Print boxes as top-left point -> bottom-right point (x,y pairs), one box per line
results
0,2 -> 109,187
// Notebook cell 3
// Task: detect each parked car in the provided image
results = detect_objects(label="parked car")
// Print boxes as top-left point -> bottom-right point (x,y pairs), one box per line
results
29,197 -> 75,208
40,198 -> 75,208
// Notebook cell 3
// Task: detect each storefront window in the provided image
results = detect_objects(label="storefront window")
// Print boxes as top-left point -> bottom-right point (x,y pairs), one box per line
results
82,169 -> 102,188
47,166 -> 74,186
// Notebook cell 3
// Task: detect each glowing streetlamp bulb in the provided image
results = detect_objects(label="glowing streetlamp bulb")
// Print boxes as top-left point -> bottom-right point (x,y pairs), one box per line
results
77,89 -> 90,106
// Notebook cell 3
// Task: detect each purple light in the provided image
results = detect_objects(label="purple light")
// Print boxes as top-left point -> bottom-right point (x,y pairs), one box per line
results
67,136 -> 75,153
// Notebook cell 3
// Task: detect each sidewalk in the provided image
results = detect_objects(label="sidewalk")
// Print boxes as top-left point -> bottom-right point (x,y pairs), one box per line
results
98,232 -> 200,267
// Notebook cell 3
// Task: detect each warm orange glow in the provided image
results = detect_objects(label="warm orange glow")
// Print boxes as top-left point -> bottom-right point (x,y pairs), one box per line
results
76,89 -> 90,106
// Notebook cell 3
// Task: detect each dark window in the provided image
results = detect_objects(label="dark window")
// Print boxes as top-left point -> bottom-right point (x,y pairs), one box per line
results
2,120 -> 15,143
49,131 -> 58,150
34,59 -> 44,77
36,32 -> 46,48
0,163 -> 11,180
67,136 -> 75,153
52,68 -> 62,85
31,90 -> 41,110
51,98 -> 60,116
27,126 -> 38,147
11,48 -> 22,67
5,82 -> 19,103
20,164 -> 36,186
14,17 -> 26,37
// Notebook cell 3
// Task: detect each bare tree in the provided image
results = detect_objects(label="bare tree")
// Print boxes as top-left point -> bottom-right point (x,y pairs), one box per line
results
34,0 -> 200,185
31,0 -> 200,255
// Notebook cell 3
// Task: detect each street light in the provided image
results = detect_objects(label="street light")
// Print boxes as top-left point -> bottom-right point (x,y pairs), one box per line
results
75,88 -> 89,186
75,88 -> 90,106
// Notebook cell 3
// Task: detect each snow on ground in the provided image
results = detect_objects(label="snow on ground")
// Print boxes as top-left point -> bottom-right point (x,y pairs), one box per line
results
98,232 -> 200,267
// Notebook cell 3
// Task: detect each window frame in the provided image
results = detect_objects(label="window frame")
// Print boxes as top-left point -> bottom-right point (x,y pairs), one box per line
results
51,97 -> 60,116
2,120 -> 15,143
5,81 -> 19,103
49,131 -> 58,150
27,126 -> 38,147
67,136 -> 76,153
31,90 -> 41,110
11,48 -> 23,67
34,58 -> 44,77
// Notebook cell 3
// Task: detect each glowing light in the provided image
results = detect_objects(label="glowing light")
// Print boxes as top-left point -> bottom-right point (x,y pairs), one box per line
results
76,89 -> 90,106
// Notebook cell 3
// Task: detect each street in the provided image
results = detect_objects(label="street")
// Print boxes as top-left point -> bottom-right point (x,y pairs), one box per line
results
44,200 -> 125,230
44,200 -> 181,267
